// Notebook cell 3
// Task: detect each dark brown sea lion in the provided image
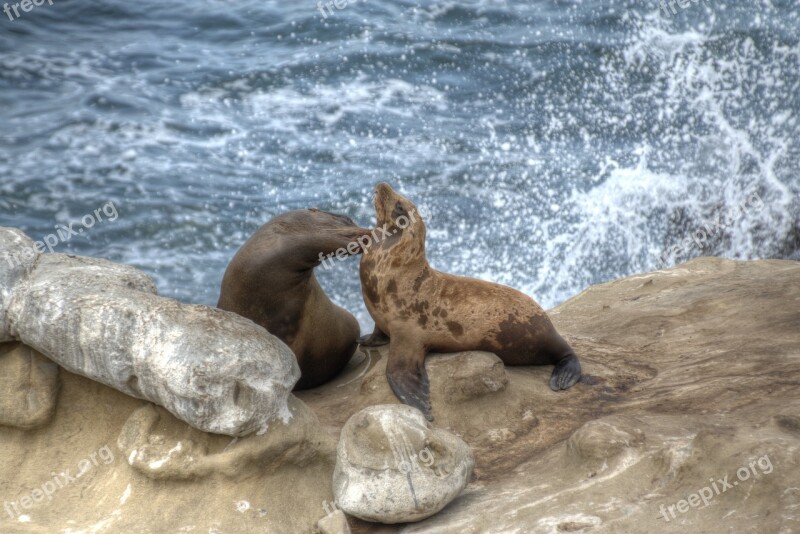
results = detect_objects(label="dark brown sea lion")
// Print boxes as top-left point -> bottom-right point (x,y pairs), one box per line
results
359,183 -> 581,420
218,208 -> 371,390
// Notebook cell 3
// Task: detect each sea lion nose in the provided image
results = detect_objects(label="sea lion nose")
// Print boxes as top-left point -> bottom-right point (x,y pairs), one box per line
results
375,182 -> 393,196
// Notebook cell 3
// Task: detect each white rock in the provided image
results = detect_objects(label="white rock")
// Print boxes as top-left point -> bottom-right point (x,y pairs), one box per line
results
1,229 -> 300,437
333,404 -> 473,524
0,228 -> 39,342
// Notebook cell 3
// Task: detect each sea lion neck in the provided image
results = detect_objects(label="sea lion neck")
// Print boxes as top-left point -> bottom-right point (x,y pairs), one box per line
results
369,237 -> 429,278
242,243 -> 316,297
266,236 -> 322,274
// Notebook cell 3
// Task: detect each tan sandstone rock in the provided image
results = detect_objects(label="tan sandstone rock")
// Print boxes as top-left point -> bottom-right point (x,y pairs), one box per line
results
2,256 -> 798,533
300,257 -> 800,533
0,342 -> 59,429
0,368 -> 337,533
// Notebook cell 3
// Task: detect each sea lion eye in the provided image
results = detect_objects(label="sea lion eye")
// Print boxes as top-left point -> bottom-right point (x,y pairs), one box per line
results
393,201 -> 406,219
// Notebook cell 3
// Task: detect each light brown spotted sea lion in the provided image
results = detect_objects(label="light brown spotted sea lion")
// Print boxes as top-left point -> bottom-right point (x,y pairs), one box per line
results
359,183 -> 582,420
218,209 -> 371,390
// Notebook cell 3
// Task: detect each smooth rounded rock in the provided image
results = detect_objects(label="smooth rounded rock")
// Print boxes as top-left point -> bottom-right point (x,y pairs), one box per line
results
566,418 -> 645,466
333,404 -> 473,524
428,351 -> 508,403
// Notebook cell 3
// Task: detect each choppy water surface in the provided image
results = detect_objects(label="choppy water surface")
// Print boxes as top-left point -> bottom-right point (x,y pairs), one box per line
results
1,0 -> 798,329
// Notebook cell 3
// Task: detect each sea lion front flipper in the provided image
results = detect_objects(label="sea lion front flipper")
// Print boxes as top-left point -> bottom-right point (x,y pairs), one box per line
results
358,327 -> 390,347
386,339 -> 432,421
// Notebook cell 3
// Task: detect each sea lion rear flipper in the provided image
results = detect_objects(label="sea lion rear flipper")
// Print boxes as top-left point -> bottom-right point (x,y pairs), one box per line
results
358,327 -> 390,347
549,353 -> 581,391
386,341 -> 432,421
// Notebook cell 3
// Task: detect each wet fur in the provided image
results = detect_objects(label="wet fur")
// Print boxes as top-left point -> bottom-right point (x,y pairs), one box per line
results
360,183 -> 581,419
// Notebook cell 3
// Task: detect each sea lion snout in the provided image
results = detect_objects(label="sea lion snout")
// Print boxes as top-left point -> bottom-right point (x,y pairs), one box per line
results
299,209 -> 372,255
375,182 -> 395,198
318,224 -> 373,256
373,182 -> 398,226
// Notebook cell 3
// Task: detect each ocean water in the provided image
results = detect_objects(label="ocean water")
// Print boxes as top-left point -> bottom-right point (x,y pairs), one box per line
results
1,0 -> 798,330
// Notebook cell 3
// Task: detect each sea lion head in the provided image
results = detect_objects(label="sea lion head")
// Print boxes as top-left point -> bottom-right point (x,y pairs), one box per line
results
273,208 -> 372,259
372,182 -> 426,252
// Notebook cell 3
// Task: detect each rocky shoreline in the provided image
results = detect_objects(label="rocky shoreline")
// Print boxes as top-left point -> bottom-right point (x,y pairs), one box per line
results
1,224 -> 798,533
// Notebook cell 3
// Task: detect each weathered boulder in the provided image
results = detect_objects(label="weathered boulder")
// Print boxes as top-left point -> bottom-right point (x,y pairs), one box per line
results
0,228 -> 39,342
0,231 -> 300,437
333,404 -> 474,524
0,342 -> 59,429
432,351 -> 508,403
